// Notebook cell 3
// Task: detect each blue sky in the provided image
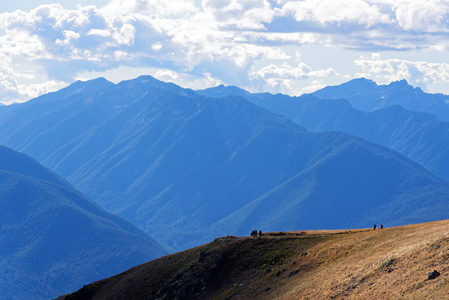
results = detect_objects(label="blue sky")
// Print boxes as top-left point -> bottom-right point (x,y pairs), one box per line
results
1,0 -> 449,104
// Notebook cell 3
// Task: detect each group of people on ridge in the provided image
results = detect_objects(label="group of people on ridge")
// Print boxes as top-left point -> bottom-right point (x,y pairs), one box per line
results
373,223 -> 384,230
250,229 -> 263,237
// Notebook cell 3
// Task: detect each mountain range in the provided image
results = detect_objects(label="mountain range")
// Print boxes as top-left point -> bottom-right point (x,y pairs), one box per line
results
0,146 -> 166,300
311,78 -> 449,121
200,80 -> 449,182
1,76 -> 449,252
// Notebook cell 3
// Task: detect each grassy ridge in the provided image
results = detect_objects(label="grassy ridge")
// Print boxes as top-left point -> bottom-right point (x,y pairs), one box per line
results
60,219 -> 449,299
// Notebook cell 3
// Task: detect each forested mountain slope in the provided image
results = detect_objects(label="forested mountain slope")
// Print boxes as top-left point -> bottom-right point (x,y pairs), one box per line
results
1,77 -> 449,252
0,146 -> 166,300
201,85 -> 449,182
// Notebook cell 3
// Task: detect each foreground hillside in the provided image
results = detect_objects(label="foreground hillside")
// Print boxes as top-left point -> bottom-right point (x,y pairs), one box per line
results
60,219 -> 449,299
0,146 -> 166,300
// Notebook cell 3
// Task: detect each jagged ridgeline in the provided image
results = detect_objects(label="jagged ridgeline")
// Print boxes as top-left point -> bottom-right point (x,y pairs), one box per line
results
0,146 -> 166,300
311,78 -> 449,121
1,76 -> 449,253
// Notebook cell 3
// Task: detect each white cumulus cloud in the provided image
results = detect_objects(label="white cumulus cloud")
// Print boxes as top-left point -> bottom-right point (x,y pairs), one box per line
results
2,0 -> 449,102
103,0 -> 198,17
154,69 -> 222,89
355,56 -> 449,89
388,0 -> 449,32
249,54 -> 339,95
278,0 -> 391,27
202,0 -> 275,29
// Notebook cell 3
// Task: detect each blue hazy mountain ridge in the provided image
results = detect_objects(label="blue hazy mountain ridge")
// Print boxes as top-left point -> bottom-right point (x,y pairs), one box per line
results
284,98 -> 449,183
0,146 -> 167,300
210,133 -> 449,233
310,78 -> 449,121
199,84 -> 449,182
1,77 -> 449,252
0,76 -> 197,166
0,145 -> 71,188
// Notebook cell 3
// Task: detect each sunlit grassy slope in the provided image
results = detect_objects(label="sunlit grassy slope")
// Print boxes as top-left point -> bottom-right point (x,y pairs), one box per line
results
60,219 -> 449,299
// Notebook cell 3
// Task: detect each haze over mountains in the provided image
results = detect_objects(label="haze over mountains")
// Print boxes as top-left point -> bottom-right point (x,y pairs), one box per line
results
312,78 -> 449,121
2,76 -> 449,252
201,80 -> 449,182
0,146 -> 166,300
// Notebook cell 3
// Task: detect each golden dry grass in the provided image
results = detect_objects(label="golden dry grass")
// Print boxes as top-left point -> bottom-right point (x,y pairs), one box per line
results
267,220 -> 449,299
60,219 -> 449,300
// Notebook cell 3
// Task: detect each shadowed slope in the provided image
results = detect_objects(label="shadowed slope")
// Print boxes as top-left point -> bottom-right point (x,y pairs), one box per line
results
0,147 -> 166,300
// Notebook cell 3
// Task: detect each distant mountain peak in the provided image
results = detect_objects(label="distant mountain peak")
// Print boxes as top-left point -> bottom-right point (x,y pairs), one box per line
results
321,77 -> 415,92
310,76 -> 449,120
197,84 -> 251,98
136,74 -> 159,83
71,77 -> 113,88
307,78 -> 378,98
394,78 -> 408,84
388,79 -> 412,89
350,77 -> 376,84
344,77 -> 378,88
57,77 -> 114,97
120,75 -> 193,95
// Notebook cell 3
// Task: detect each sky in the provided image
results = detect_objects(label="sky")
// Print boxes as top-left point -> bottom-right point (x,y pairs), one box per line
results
2,0 -> 449,104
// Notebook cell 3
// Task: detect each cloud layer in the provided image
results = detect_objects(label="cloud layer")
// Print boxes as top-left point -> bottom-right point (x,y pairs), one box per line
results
1,0 -> 449,102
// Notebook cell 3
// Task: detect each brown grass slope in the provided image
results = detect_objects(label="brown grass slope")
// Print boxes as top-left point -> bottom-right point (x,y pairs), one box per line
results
58,219 -> 449,299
